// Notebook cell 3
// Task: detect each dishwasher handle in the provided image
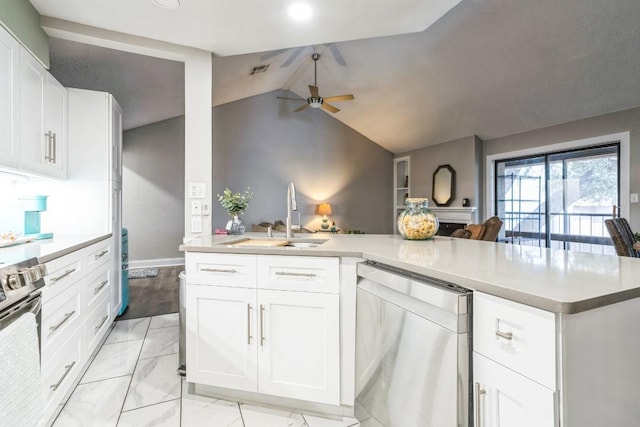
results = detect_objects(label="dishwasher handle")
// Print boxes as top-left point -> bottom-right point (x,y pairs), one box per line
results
357,262 -> 468,333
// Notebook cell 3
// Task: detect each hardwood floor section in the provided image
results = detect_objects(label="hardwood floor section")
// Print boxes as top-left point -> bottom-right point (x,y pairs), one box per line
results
117,266 -> 182,320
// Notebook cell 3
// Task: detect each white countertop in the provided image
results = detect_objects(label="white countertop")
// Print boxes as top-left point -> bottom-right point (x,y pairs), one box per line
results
180,233 -> 640,314
0,233 -> 112,265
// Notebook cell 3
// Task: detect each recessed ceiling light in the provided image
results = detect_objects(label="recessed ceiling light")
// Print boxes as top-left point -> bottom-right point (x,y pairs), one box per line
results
288,3 -> 312,21
151,0 -> 180,9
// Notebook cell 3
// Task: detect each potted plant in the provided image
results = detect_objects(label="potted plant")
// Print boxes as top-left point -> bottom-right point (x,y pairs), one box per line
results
217,187 -> 253,235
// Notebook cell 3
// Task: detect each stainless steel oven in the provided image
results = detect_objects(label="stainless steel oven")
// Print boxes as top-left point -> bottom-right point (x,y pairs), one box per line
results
355,261 -> 471,427
0,258 -> 46,348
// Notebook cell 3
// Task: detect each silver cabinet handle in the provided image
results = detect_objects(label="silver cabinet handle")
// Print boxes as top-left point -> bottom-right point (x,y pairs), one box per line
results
51,132 -> 57,163
201,268 -> 238,274
247,304 -> 253,345
259,304 -> 265,346
95,315 -> 109,332
475,382 -> 486,427
50,361 -> 76,391
94,280 -> 109,295
51,268 -> 76,283
49,310 -> 76,333
94,250 -> 109,260
44,131 -> 51,161
495,330 -> 513,340
274,271 -> 317,278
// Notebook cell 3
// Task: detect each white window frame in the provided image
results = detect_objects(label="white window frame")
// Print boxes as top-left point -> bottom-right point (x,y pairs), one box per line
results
485,132 -> 630,222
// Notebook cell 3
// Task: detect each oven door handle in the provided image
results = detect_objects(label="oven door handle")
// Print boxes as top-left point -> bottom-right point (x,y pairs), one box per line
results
26,295 -> 42,317
0,293 -> 42,331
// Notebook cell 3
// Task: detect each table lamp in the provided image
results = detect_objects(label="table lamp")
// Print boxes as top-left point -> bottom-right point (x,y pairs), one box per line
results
316,203 -> 333,230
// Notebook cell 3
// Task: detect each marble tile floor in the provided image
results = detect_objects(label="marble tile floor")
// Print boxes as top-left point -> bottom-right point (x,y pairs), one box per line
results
51,314 -> 360,427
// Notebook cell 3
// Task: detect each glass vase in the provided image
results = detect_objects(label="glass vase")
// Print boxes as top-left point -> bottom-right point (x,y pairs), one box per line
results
226,215 -> 246,235
397,198 -> 439,240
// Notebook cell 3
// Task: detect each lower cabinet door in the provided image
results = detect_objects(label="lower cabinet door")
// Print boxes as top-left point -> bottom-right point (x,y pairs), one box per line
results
186,285 -> 258,391
473,353 -> 556,427
257,289 -> 340,405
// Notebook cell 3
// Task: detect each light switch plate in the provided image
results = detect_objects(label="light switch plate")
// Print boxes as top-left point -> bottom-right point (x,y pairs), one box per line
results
202,203 -> 210,216
188,182 -> 206,199
191,216 -> 202,233
191,200 -> 202,215
631,193 -> 639,204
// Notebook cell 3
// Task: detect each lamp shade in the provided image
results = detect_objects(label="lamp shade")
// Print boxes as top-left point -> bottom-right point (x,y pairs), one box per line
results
315,203 -> 333,216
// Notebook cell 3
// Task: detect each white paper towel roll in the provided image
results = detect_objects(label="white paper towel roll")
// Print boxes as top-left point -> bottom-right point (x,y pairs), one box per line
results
0,312 -> 43,427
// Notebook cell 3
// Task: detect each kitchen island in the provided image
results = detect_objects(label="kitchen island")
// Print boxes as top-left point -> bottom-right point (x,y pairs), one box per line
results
181,233 -> 640,426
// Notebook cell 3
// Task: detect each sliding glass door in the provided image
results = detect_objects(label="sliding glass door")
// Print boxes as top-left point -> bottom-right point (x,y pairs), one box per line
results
495,143 -> 619,254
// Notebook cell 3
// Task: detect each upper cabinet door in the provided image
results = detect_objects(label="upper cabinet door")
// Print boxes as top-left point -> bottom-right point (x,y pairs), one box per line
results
19,49 -> 67,179
19,49 -> 46,174
0,26 -> 20,169
44,74 -> 67,178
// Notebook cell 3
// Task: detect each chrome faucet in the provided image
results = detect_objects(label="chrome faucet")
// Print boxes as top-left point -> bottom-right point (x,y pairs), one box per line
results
286,182 -> 297,238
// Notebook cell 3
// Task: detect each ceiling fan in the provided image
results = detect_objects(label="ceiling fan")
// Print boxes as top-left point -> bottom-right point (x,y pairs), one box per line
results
277,53 -> 354,114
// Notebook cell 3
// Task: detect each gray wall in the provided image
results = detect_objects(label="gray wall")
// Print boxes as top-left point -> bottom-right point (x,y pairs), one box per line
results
123,116 -> 185,262
0,0 -> 49,67
211,91 -> 394,234
397,135 -> 484,215
484,106 -> 640,230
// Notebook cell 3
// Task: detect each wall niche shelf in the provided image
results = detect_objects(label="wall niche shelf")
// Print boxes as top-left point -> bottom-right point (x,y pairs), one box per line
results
393,156 -> 410,233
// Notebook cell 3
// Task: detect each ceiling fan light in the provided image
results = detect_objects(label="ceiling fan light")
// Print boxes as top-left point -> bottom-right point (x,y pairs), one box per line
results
288,3 -> 312,21
309,98 -> 322,108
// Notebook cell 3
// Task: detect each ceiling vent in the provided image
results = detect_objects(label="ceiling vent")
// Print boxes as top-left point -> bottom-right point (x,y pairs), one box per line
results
249,64 -> 270,75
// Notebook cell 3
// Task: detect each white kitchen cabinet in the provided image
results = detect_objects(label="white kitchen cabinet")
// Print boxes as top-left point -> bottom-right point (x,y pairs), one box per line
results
473,353 -> 556,427
257,289 -> 340,405
66,89 -> 122,182
40,238 -> 115,426
186,253 -> 341,405
187,285 -> 257,391
473,291 -> 640,426
0,25 -> 20,169
19,49 -> 67,179
473,292 -> 556,427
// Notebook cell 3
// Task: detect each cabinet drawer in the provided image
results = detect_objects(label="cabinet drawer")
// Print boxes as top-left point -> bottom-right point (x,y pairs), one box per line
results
43,251 -> 83,302
186,253 -> 257,287
42,326 -> 83,423
85,294 -> 111,356
257,256 -> 339,293
41,283 -> 82,363
474,292 -> 556,388
85,263 -> 111,312
84,239 -> 112,273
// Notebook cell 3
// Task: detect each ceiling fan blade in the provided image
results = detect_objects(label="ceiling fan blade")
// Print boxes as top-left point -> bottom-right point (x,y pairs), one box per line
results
309,85 -> 319,98
323,43 -> 347,66
323,94 -> 354,102
277,96 -> 307,102
260,48 -> 288,62
281,46 -> 305,68
294,104 -> 310,112
321,103 -> 340,113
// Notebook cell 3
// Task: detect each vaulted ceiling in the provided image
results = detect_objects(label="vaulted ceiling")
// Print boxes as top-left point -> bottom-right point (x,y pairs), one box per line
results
33,0 -> 640,154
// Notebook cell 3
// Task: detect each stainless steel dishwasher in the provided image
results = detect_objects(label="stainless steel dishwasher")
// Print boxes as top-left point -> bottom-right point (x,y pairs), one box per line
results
355,261 -> 471,427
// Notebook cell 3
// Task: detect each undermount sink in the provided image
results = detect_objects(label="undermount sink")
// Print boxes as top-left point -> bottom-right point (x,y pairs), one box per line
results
284,239 -> 327,248
222,238 -> 328,248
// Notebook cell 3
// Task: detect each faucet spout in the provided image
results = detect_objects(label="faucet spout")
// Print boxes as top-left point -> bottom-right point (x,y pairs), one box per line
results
286,182 -> 297,238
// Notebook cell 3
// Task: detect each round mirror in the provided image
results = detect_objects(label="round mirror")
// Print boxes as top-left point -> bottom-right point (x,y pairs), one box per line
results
432,164 -> 456,206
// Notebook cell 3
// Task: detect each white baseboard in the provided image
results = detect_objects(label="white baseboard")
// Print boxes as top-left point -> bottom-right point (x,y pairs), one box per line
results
129,258 -> 184,269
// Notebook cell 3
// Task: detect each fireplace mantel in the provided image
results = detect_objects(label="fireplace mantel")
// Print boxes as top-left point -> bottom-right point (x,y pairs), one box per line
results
430,207 -> 478,224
